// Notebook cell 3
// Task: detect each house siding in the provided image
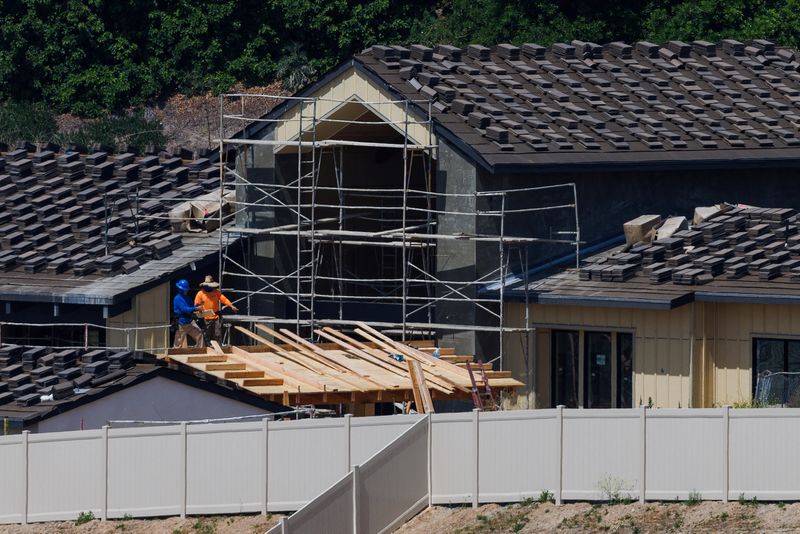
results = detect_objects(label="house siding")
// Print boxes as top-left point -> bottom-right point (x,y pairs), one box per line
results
505,301 -> 800,409
107,282 -> 170,353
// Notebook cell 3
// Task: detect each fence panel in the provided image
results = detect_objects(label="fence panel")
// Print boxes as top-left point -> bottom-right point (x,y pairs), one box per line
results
358,418 -> 429,533
187,422 -> 263,515
0,435 -> 24,523
350,414 -> 420,466
27,430 -> 104,522
430,412 -> 472,504
272,472 -> 355,534
268,418 -> 348,511
729,409 -> 800,501
107,426 -> 183,518
646,409 -> 724,500
562,410 -> 640,500
479,410 -> 560,503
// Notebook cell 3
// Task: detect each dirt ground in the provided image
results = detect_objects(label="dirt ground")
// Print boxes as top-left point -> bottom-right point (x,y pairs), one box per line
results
397,500 -> 800,533
0,514 -> 282,534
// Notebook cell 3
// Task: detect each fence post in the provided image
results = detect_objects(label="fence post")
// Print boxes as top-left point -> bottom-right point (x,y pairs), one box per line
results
280,516 -> 289,534
639,406 -> 647,504
180,422 -> 187,518
555,405 -> 563,505
472,408 -> 480,508
427,414 -> 433,507
352,464 -> 361,534
101,425 -> 109,520
344,413 -> 352,472
21,430 -> 29,525
722,405 -> 730,503
268,417 -> 269,515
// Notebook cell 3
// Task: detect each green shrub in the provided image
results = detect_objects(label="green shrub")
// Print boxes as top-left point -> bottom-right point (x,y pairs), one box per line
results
76,511 -> 95,525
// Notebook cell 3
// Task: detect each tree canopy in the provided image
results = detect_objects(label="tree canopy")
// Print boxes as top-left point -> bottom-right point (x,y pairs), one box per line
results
2,0 -> 800,116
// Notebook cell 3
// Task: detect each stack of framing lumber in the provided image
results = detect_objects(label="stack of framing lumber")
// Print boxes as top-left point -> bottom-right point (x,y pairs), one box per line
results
165,323 -> 522,407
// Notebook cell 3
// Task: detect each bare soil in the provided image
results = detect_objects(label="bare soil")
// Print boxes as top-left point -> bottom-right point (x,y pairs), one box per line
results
54,82 -> 285,156
0,514 -> 282,534
397,501 -> 800,533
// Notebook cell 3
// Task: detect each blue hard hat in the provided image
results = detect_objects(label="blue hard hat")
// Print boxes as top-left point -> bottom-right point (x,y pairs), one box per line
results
176,279 -> 190,291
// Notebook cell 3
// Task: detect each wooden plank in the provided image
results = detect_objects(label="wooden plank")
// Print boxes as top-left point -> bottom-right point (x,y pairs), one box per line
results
276,328 -> 356,374
256,324 -> 353,375
484,371 -> 514,379
206,363 -> 246,371
444,356 -> 474,364
230,346 -> 327,392
243,378 -> 285,387
314,328 -> 456,394
210,340 -> 227,354
354,327 -> 469,393
225,370 -> 265,379
407,359 -> 435,414
233,325 -> 323,374
406,360 -> 424,413
187,355 -> 227,363
355,322 -> 473,381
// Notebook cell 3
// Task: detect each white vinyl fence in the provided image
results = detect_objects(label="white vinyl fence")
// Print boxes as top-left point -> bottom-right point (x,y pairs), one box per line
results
1,407 -> 798,528
268,417 -> 430,534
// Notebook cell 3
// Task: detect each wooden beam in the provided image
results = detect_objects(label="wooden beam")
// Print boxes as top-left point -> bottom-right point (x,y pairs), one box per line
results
407,359 -> 435,414
230,346 -> 328,392
233,325 -> 322,374
315,328 -> 455,394
243,378 -> 285,387
354,327 -> 469,393
206,363 -> 246,371
225,370 -> 265,379
187,355 -> 227,363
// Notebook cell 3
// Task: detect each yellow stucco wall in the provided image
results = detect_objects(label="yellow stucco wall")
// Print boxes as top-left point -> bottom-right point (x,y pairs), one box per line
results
107,282 -> 170,353
274,66 -> 432,147
505,300 -> 800,409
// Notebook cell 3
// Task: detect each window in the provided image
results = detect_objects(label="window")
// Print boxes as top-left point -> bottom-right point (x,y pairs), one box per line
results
753,338 -> 800,398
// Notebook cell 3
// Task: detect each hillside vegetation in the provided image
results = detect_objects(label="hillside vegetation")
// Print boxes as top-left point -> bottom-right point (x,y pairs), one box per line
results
3,0 -> 800,148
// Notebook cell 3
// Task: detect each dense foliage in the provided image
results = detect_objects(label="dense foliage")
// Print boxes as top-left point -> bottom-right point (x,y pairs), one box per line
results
3,0 -> 800,116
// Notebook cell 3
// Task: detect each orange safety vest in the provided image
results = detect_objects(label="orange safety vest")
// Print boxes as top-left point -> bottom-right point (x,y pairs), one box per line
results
194,289 -> 233,320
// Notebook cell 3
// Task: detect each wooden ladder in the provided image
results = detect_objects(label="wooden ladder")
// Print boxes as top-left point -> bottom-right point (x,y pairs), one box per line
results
466,360 -> 497,411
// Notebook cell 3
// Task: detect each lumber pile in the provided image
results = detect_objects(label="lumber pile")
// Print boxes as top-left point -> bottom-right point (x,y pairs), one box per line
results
165,323 -> 522,408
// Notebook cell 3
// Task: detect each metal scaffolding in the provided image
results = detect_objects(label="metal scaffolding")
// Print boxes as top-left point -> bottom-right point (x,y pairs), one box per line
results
216,92 -> 581,371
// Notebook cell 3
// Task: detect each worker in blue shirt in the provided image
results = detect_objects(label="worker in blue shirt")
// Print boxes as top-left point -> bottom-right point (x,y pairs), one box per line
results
173,279 -> 205,348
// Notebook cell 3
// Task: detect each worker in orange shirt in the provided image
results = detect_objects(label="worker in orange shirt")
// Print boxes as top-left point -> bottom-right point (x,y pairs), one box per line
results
195,275 -> 239,343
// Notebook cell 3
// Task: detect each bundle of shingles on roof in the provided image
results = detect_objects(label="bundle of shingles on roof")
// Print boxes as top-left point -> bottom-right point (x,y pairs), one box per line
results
580,203 -> 800,285
0,143 -> 235,278
0,344 -> 134,407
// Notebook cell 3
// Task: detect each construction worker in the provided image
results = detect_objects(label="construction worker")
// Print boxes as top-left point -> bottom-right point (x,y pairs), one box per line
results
173,279 -> 205,348
195,275 -> 238,343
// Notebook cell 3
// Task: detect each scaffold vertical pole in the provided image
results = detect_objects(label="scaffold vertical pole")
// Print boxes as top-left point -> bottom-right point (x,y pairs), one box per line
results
401,99 -> 409,342
296,100 -> 304,334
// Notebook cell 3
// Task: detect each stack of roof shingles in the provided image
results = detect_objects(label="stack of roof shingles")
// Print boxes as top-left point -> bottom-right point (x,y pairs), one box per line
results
582,205 -> 800,286
0,344 -> 135,407
358,39 -> 800,160
0,147 -> 234,278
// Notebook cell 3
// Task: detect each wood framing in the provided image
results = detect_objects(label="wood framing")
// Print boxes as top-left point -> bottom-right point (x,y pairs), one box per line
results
165,325 -> 522,408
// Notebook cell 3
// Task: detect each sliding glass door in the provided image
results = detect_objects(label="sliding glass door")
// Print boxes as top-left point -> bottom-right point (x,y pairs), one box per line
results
551,330 -> 634,408
551,330 -> 579,408
584,332 -> 612,408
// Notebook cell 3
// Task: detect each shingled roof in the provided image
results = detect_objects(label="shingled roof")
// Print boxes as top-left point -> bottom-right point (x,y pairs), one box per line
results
0,147 -> 237,304
0,346 -> 284,426
352,39 -> 800,171
511,204 -> 800,308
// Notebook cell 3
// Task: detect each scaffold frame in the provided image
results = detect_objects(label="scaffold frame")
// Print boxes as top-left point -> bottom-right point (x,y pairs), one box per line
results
216,91 -> 581,373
